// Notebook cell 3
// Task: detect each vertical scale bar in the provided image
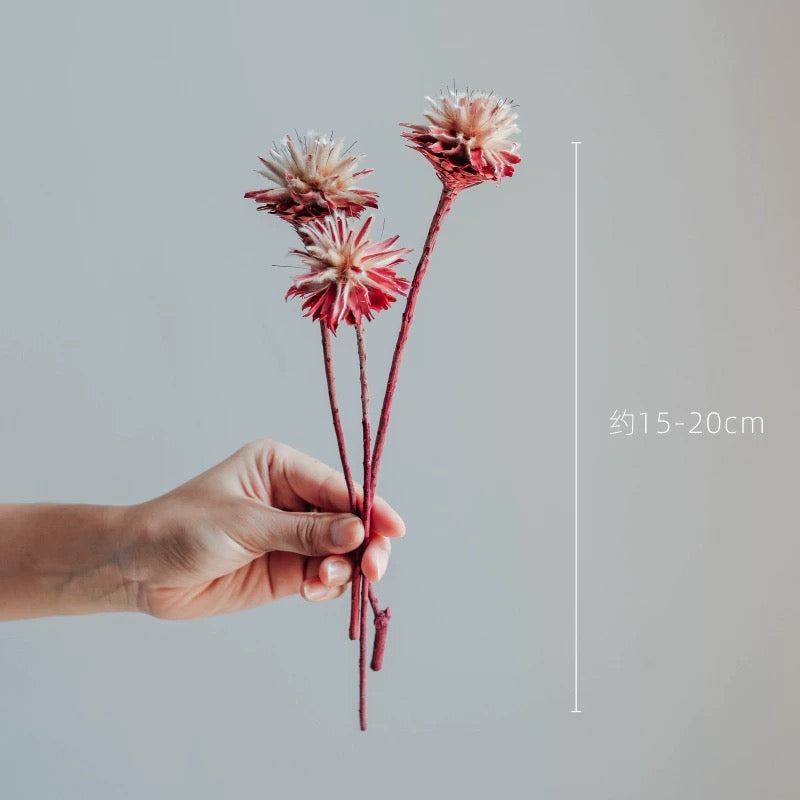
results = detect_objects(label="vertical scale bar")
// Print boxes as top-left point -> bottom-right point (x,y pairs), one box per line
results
571,142 -> 582,714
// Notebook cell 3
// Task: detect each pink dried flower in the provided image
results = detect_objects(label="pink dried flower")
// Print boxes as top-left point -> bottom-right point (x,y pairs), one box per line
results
245,132 -> 378,224
287,214 -> 411,333
402,89 -> 521,191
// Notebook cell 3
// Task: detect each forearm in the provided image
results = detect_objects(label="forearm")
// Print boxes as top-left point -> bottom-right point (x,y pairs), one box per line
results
0,503 -> 138,620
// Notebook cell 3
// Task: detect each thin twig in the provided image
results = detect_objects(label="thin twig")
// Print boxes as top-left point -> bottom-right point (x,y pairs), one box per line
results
355,323 -> 373,730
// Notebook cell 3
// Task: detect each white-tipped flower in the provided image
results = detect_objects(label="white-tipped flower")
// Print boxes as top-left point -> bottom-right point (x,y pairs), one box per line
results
402,89 -> 521,190
287,214 -> 411,333
245,132 -> 378,223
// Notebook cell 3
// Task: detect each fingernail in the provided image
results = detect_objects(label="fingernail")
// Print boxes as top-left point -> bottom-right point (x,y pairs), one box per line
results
302,581 -> 330,602
324,559 -> 350,584
331,517 -> 363,549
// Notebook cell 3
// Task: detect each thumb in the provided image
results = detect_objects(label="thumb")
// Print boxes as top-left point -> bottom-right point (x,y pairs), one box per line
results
261,509 -> 365,556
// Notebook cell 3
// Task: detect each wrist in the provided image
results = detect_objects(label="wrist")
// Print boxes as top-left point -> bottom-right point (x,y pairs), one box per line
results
0,502 -> 143,619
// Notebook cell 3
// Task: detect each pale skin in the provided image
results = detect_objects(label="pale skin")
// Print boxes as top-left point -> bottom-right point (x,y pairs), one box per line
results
0,439 -> 405,621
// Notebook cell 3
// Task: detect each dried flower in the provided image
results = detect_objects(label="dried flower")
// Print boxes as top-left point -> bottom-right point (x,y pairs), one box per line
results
402,89 -> 521,191
245,132 -> 379,224
287,214 -> 411,333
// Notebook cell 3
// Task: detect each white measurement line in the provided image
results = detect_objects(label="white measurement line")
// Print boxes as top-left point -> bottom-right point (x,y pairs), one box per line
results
572,141 -> 581,714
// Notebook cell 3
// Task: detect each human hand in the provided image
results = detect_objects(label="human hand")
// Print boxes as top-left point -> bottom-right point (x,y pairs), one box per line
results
123,439 -> 405,620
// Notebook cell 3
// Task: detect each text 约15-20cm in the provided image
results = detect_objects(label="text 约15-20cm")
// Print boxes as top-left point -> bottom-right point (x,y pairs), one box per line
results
609,411 -> 764,437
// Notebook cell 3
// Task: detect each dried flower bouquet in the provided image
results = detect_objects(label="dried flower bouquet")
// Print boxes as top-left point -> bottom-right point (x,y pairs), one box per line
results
245,88 -> 520,730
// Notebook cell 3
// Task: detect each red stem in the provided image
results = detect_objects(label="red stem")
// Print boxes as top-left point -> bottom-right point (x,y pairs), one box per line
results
370,605 -> 391,672
320,322 -> 362,641
368,583 -> 381,615
349,571 -> 362,641
359,574 -> 369,729
367,584 -> 389,671
355,323 -> 372,730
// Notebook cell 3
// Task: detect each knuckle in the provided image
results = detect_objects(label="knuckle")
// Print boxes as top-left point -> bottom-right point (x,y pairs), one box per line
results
296,514 -> 320,553
238,438 -> 281,478
241,438 -> 270,458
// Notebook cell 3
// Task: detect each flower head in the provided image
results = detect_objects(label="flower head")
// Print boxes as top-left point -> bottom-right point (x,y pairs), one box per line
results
402,89 -> 521,191
287,214 -> 411,333
245,132 -> 378,224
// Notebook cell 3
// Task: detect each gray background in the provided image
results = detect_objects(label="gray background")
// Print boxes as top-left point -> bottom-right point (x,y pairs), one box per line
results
1,1 -> 798,797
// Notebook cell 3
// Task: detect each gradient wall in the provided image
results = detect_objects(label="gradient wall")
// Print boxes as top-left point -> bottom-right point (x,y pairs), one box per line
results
0,2 -> 797,797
